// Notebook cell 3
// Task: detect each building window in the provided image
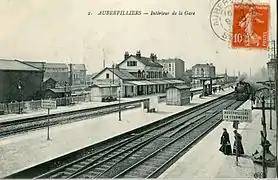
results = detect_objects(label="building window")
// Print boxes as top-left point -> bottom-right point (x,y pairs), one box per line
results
169,63 -> 171,67
127,61 -> 137,66
106,73 -> 109,79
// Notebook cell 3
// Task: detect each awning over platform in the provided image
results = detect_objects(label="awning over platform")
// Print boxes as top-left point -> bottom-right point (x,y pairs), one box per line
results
126,80 -> 156,86
151,80 -> 166,84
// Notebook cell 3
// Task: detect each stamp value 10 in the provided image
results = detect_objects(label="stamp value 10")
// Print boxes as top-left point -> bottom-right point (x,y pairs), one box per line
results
231,3 -> 270,49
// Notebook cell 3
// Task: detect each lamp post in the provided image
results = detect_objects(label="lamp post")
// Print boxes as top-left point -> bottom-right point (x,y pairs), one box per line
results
261,97 -> 267,178
17,81 -> 22,114
118,89 -> 121,121
269,79 -> 273,130
64,82 -> 67,106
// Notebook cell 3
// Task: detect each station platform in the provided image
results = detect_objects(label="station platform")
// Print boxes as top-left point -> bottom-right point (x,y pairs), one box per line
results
0,88 -> 233,178
0,93 -> 165,123
159,100 -> 277,178
0,85 -> 216,123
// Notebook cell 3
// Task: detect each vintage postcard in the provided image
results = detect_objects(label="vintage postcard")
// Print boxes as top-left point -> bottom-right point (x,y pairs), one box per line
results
0,0 -> 277,179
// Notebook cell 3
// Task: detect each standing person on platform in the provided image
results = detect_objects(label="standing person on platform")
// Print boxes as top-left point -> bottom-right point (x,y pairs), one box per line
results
219,128 -> 232,155
190,92 -> 193,100
213,88 -> 216,94
233,130 -> 245,155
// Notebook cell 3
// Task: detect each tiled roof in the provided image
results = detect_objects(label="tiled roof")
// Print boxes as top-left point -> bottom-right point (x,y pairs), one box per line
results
158,58 -> 184,63
45,63 -> 68,69
129,55 -> 163,68
107,68 -> 137,80
192,63 -> 214,68
0,59 -> 41,71
46,88 -> 70,93
43,77 -> 57,82
24,61 -> 68,69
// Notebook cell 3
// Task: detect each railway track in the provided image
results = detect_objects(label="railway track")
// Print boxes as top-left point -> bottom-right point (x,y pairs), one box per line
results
0,97 -> 165,138
0,88 -> 207,138
6,92 -> 245,179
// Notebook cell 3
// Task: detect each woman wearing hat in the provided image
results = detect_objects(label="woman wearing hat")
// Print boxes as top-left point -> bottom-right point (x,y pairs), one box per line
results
219,128 -> 232,155
233,130 -> 245,155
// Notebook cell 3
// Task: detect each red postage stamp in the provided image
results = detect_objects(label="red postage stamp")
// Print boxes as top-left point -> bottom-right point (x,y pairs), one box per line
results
231,3 -> 270,49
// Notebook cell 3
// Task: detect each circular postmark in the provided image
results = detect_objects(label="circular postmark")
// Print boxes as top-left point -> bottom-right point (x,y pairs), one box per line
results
210,0 -> 258,42
209,0 -> 235,41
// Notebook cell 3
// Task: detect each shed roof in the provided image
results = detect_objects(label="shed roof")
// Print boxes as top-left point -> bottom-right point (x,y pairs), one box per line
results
167,85 -> 190,90
23,61 -> 68,69
0,59 -> 41,71
90,84 -> 120,88
45,63 -> 68,69
46,88 -> 70,93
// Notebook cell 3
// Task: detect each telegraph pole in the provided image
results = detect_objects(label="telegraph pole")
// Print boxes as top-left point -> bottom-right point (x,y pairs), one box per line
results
275,3 -> 278,174
102,49 -> 106,69
112,62 -> 115,84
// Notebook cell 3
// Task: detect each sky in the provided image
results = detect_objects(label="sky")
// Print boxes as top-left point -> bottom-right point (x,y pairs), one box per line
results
0,0 -> 277,76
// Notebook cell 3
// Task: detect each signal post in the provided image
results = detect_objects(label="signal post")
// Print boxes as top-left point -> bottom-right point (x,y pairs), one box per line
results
41,99 -> 57,140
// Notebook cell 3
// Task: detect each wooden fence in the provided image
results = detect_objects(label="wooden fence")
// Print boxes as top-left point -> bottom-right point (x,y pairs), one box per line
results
0,94 -> 92,114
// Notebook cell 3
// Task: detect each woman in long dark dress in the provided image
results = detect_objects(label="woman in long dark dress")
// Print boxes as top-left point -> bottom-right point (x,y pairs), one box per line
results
233,130 -> 245,155
219,128 -> 232,155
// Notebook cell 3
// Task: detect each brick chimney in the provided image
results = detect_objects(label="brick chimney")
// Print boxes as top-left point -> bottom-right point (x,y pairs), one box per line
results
150,53 -> 155,62
136,50 -> 141,58
124,51 -> 129,60
69,63 -> 73,86
154,54 -> 157,61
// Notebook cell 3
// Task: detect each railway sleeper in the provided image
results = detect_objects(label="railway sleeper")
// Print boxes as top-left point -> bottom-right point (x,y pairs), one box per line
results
100,164 -> 111,169
72,164 -> 85,169
139,164 -> 157,170
78,161 -> 91,167
64,167 -> 79,173
124,171 -> 147,177
106,161 -> 116,166
49,172 -> 64,178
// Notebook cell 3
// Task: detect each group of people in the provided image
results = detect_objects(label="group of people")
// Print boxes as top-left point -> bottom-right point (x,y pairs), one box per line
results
219,128 -> 245,156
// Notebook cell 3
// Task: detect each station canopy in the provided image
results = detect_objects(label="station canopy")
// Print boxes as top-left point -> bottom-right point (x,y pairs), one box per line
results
192,76 -> 224,80
125,80 -> 156,86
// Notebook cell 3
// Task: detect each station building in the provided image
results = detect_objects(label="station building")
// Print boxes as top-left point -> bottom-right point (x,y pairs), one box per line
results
91,51 -> 185,98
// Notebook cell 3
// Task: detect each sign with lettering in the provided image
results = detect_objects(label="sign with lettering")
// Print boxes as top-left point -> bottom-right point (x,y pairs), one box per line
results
42,100 -> 57,109
222,109 -> 252,123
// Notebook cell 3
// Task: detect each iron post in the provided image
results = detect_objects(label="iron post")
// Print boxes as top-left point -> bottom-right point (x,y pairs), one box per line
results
64,82 -> 67,106
261,97 -> 267,178
118,89 -> 121,121
275,55 -> 278,178
275,4 -> 278,175
17,81 -> 22,114
47,108 -> 50,140
269,80 -> 273,130
113,63 -> 115,84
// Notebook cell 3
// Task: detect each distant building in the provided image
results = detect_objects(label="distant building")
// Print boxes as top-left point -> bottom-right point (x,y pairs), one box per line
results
192,63 -> 216,78
181,69 -> 193,85
117,51 -> 164,79
0,59 -> 43,103
23,61 -> 69,85
192,63 -> 216,87
91,51 -> 185,98
69,64 -> 87,85
267,58 -> 276,81
158,58 -> 185,78
86,73 -> 98,85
